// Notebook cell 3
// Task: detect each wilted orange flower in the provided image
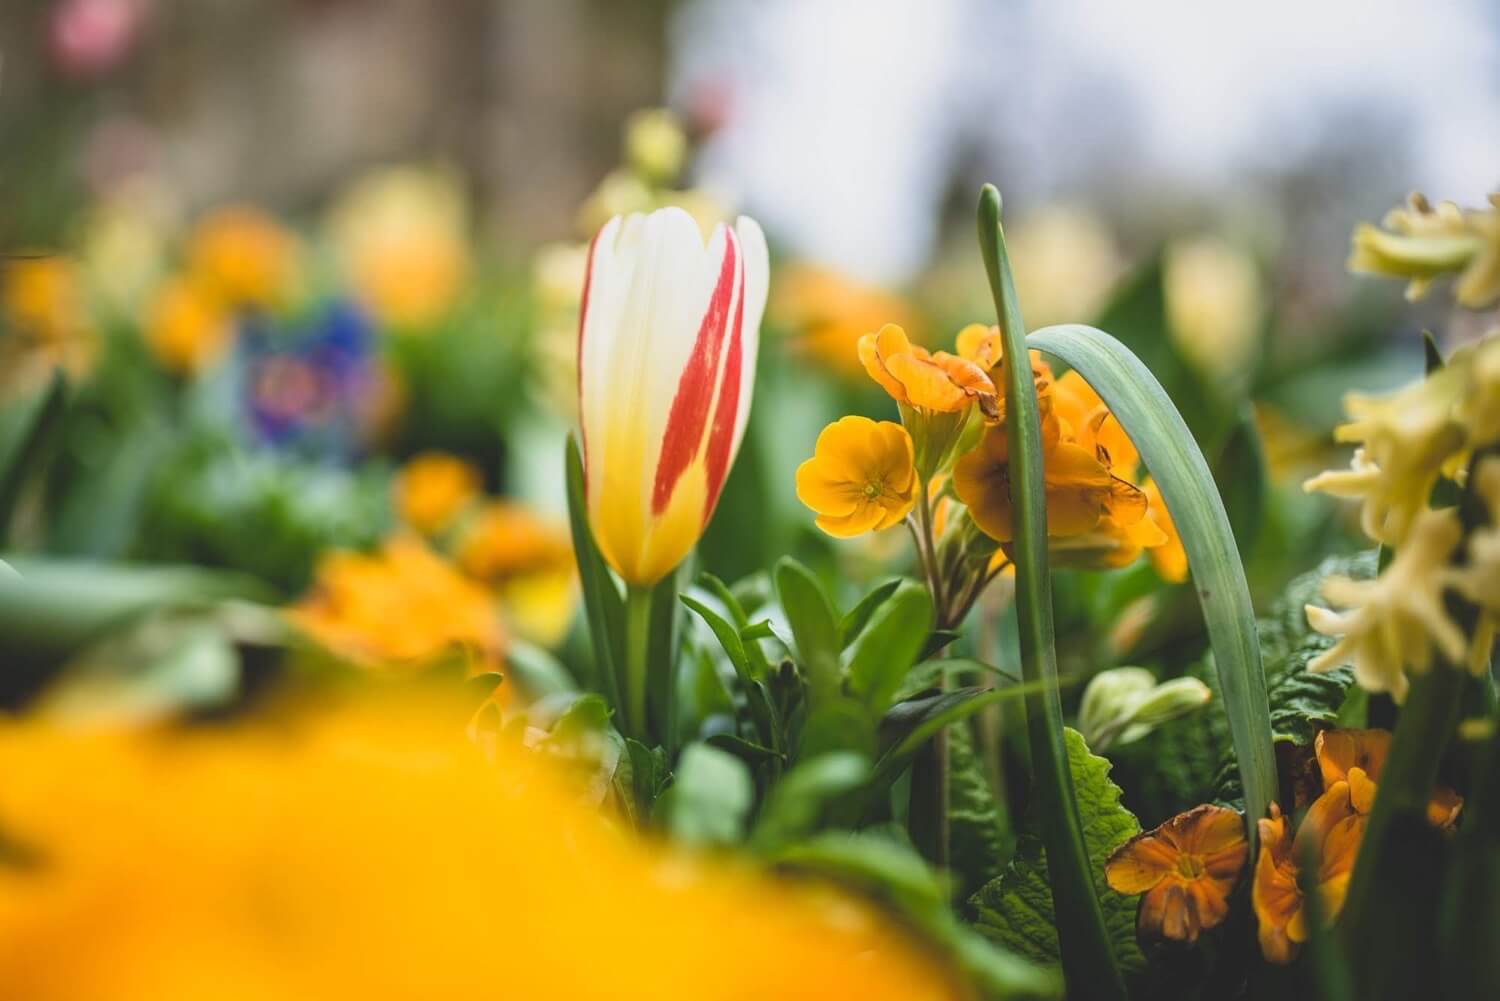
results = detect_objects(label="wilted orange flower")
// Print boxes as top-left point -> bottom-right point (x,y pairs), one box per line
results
858,323 -> 993,413
1105,804 -> 1248,944
0,700 -> 964,1001
796,416 -> 918,537
142,276 -> 232,375
393,452 -> 482,535
1314,728 -> 1462,828
1252,798 -> 1360,964
287,535 -> 504,674
186,205 -> 296,309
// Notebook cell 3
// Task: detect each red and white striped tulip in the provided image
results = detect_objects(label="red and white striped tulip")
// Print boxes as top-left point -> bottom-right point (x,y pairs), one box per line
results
577,208 -> 769,586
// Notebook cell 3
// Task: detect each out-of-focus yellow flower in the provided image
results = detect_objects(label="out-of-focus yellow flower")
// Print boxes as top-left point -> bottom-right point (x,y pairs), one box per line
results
1349,192 -> 1500,308
80,175 -> 178,314
624,107 -> 689,184
1164,236 -> 1262,381
393,452 -> 482,536
1,255 -> 96,397
579,169 -> 655,236
327,166 -> 470,330
142,276 -> 232,375
1105,804 -> 1247,944
1252,799 -> 1359,964
770,264 -> 919,379
1304,360 -> 1468,546
186,205 -> 296,309
1141,478 -> 1188,582
1007,204 -> 1120,328
797,416 -> 918,538
0,700 -> 963,1001
288,535 -> 504,675
1304,508 -> 1466,702
457,502 -> 577,647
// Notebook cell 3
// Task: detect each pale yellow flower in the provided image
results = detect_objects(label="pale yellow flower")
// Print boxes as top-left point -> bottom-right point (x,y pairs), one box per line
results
1304,508 -> 1466,701
1165,236 -> 1262,382
1349,192 -> 1500,308
624,108 -> 689,184
1304,362 -> 1468,545
1007,204 -> 1120,327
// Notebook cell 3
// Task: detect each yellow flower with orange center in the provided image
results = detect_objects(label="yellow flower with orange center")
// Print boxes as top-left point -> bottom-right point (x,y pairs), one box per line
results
287,535 -> 504,675
142,276 -> 233,375
186,205 -> 296,309
859,323 -> 994,414
393,452 -> 483,536
796,416 -> 918,538
1105,804 -> 1248,944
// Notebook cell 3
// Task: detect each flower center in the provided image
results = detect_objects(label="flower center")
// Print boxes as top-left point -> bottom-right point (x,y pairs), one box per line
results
1175,854 -> 1205,880
863,481 -> 882,499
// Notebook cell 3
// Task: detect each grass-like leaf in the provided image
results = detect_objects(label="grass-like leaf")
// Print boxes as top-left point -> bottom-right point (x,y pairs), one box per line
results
1028,322 -> 1276,838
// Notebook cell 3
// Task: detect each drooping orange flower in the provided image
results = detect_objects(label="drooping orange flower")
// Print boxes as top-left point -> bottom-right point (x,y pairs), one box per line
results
287,535 -> 504,675
796,416 -> 918,537
1105,804 -> 1249,944
393,452 -> 483,535
858,323 -> 993,413
1252,796 -> 1361,964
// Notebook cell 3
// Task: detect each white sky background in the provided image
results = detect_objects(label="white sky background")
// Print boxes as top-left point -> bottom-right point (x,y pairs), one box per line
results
671,0 -> 1500,283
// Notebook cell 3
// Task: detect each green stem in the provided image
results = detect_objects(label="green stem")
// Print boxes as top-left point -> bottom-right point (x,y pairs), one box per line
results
978,185 -> 1126,1001
623,583 -> 653,743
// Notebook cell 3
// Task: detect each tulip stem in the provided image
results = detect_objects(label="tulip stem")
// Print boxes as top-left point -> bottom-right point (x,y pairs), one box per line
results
623,583 -> 653,743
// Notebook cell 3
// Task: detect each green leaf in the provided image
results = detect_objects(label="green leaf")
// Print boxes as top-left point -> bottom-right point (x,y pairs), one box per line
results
772,831 -> 1062,1000
623,737 -> 670,816
798,696 -> 876,763
749,752 -> 869,854
774,557 -> 841,703
845,580 -> 934,715
838,578 -> 902,649
895,657 -> 1020,703
0,368 -> 66,541
503,639 -> 578,699
681,593 -> 779,748
658,742 -> 753,847
1029,321 -> 1276,839
970,728 -> 1145,978
871,683 -> 1047,792
564,436 -> 625,713
948,718 -> 1010,900
979,185 -> 1126,1001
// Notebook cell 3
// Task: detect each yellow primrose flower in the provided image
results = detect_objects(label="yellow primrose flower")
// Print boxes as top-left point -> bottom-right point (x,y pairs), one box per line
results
859,323 -> 994,414
1349,192 -> 1500,308
142,276 -> 232,375
393,452 -> 483,535
0,254 -> 95,398
1141,478 -> 1188,582
1105,804 -> 1248,944
186,205 -> 296,309
770,264 -> 919,379
457,502 -> 577,647
287,535 -> 505,675
1304,360 -> 1468,546
0,700 -> 962,1001
1252,799 -> 1360,964
1305,507 -> 1466,701
796,416 -> 918,538
327,166 -> 470,330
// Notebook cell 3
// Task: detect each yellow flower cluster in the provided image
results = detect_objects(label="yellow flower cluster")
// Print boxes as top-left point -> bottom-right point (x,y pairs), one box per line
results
1251,729 -> 1460,964
796,319 -> 1186,626
1349,192 -> 1500,308
0,699 -> 961,1001
1304,334 -> 1500,698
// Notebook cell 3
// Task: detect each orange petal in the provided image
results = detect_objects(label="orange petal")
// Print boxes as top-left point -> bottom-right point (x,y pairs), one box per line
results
885,352 -> 968,412
815,503 -> 887,539
1105,833 -> 1177,894
1315,728 -> 1390,787
857,324 -> 912,403
1427,786 -> 1464,829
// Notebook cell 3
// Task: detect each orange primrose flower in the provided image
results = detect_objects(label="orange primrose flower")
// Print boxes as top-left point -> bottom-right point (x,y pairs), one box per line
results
858,323 -> 993,413
1105,804 -> 1249,944
1315,728 -> 1462,828
1252,797 -> 1360,964
796,416 -> 918,538
186,205 -> 296,309
142,276 -> 233,375
393,452 -> 483,535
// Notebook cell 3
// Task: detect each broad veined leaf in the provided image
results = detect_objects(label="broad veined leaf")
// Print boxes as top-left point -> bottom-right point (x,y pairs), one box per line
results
970,728 -> 1146,978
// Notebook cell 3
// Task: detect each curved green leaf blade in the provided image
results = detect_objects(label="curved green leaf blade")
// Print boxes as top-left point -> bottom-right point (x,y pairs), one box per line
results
1028,322 -> 1276,836
845,579 -> 934,715
980,185 -> 1126,1001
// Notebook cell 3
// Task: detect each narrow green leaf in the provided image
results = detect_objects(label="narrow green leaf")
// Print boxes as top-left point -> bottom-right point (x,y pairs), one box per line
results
681,593 -> 778,747
563,436 -> 624,713
1028,322 -> 1276,839
659,742 -> 753,846
774,557 -> 841,703
979,184 -> 1127,1001
698,572 -> 750,629
871,682 -> 1048,790
838,578 -> 902,649
1422,330 -> 1445,374
0,368 -> 66,541
845,580 -> 934,715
